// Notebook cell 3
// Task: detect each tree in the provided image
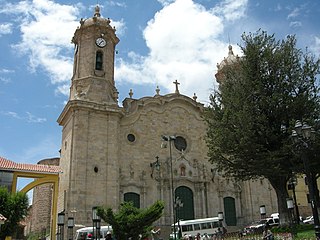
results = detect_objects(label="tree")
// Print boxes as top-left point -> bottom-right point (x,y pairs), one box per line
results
97,200 -> 164,240
0,187 -> 29,240
204,30 -> 320,223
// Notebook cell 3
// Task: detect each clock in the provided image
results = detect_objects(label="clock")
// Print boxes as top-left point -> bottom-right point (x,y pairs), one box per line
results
95,37 -> 106,48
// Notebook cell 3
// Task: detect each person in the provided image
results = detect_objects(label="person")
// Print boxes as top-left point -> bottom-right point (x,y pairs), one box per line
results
202,233 -> 210,240
105,231 -> 114,240
216,228 -> 224,240
151,227 -> 161,240
195,233 -> 201,240
262,225 -> 274,240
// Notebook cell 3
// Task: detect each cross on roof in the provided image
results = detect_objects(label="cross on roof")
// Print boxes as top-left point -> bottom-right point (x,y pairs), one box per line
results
173,79 -> 180,94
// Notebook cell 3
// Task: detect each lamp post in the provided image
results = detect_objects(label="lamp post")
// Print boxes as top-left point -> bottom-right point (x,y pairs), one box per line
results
288,176 -> 300,224
287,198 -> 294,237
259,205 -> 266,220
175,196 -> 184,239
292,120 -> 320,238
92,206 -> 101,240
67,217 -> 74,240
162,135 -> 176,240
57,211 -> 65,240
218,211 -> 224,237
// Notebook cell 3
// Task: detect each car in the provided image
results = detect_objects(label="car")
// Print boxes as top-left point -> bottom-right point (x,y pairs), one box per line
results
243,218 -> 279,234
303,216 -> 314,224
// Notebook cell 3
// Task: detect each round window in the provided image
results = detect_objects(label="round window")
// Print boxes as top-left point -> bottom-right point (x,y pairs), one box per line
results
127,134 -> 136,142
174,136 -> 187,151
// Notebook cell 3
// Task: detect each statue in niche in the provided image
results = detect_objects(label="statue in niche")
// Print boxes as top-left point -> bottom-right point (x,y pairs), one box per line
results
129,162 -> 134,179
180,165 -> 186,176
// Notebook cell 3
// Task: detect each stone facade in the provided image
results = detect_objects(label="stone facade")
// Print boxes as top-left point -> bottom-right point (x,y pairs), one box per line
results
56,6 -> 278,237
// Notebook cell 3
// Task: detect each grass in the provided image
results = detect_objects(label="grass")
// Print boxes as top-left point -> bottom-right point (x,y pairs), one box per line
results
223,229 -> 317,239
295,229 -> 316,239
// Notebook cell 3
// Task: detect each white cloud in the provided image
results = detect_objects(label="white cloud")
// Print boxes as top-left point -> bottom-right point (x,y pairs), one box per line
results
0,77 -> 11,84
2,111 -> 21,119
0,0 -> 247,102
289,21 -> 302,28
26,112 -> 47,123
0,23 -> 12,35
0,0 -> 127,96
212,0 -> 248,22
157,0 -> 175,6
115,0 -> 243,102
287,7 -> 300,19
0,68 -> 14,74
310,36 -> 320,56
0,68 -> 13,83
9,135 -> 60,164
0,0 -> 80,89
1,110 -> 46,123
106,1 -> 127,8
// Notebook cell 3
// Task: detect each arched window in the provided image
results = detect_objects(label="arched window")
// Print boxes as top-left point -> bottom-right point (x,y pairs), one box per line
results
95,51 -> 103,70
124,192 -> 140,208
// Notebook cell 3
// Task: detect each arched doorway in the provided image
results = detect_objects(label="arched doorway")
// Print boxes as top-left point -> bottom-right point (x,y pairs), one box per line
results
223,197 -> 237,226
175,186 -> 194,220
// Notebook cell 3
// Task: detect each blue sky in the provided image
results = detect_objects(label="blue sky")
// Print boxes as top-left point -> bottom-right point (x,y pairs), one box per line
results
1,0 -> 320,166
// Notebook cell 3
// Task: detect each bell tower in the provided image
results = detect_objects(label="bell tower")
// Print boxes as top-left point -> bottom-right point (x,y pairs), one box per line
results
70,5 -> 119,104
57,6 -> 122,225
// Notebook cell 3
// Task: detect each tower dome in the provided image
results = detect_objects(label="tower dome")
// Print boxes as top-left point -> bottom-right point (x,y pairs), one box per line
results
215,45 -> 240,84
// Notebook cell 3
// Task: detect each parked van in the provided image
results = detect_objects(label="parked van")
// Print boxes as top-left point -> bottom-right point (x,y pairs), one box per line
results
75,226 -> 113,240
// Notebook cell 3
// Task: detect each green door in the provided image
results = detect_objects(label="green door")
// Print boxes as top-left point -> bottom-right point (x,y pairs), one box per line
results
223,197 -> 237,226
175,186 -> 194,220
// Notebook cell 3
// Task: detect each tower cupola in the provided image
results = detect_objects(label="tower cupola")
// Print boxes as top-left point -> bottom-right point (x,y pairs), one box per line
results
215,45 -> 240,84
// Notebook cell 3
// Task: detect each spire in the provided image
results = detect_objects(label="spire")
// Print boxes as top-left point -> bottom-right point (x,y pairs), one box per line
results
94,5 -> 101,17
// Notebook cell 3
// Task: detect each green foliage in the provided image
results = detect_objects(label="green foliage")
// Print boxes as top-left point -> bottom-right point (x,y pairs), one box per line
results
0,187 -> 29,239
97,200 -> 164,240
205,30 -> 320,180
204,29 -> 320,222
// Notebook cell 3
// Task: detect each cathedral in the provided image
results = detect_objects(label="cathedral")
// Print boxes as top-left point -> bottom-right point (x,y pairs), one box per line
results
56,6 -> 278,236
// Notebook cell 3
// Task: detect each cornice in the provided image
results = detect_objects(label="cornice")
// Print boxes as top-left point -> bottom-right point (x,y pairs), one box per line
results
57,99 -> 123,126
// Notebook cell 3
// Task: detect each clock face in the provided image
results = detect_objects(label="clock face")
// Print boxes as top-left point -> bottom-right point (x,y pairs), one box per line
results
96,37 -> 106,48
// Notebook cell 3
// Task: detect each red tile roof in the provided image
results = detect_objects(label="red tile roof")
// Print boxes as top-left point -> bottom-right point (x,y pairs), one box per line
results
0,156 -> 62,174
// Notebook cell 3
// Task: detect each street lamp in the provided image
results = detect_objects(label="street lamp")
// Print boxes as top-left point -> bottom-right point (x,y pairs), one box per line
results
175,197 -> 183,239
288,176 -> 300,224
57,211 -> 65,240
162,135 -> 176,240
92,206 -> 101,240
259,205 -> 266,219
292,120 -> 320,238
287,198 -> 294,237
67,217 -> 74,240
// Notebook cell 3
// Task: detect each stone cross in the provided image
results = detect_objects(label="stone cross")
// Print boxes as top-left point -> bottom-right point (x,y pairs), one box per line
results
173,79 -> 180,94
